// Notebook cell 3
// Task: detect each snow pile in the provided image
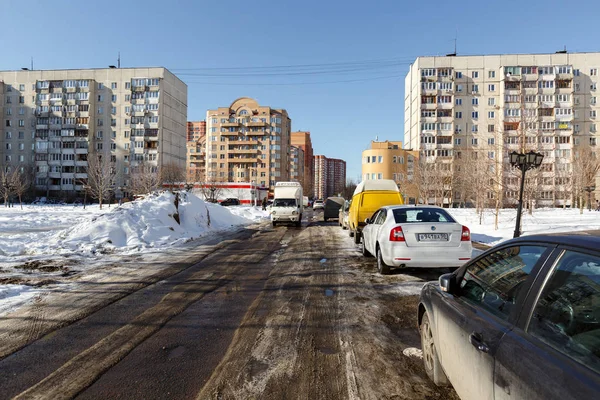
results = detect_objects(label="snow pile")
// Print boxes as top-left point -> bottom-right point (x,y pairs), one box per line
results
0,192 -> 270,260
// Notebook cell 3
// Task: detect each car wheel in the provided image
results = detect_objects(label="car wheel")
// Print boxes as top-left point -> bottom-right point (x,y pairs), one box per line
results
272,221 -> 277,227
376,246 -> 390,275
353,230 -> 361,244
420,311 -> 449,386
349,229 -> 354,237
361,240 -> 371,257
324,217 -> 328,222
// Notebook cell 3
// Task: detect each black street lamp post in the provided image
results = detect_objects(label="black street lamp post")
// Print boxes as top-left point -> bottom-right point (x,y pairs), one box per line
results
510,150 -> 544,238
584,185 -> 596,211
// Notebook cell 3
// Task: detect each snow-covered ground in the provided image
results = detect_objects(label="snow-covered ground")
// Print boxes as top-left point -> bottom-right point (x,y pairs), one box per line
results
1,196 -> 599,316
0,191 -> 270,314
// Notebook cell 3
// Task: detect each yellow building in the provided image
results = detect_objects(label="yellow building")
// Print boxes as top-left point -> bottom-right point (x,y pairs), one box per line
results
361,140 -> 419,204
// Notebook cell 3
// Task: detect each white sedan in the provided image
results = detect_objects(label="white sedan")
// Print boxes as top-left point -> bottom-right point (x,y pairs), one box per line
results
361,205 -> 472,274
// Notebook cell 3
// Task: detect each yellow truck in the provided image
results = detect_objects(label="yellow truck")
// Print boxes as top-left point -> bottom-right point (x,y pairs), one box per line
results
348,179 -> 404,244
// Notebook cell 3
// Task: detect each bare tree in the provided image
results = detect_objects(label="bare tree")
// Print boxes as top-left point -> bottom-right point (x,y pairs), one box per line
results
130,161 -> 161,196
573,147 -> 600,213
197,179 -> 225,203
11,165 -> 33,209
0,168 -> 16,207
86,152 -> 116,209
161,162 -> 186,192
343,179 -> 358,199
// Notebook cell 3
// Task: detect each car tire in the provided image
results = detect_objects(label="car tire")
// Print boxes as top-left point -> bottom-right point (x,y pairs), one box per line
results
376,246 -> 390,275
361,240 -> 371,257
324,217 -> 328,222
349,229 -> 354,237
296,217 -> 301,227
420,311 -> 449,386
353,230 -> 361,244
272,221 -> 277,227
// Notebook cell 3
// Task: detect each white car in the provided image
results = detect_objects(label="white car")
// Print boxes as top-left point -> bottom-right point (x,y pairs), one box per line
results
361,205 -> 472,274
312,200 -> 324,210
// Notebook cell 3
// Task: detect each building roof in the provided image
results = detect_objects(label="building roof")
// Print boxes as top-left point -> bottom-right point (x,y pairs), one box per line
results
353,179 -> 399,195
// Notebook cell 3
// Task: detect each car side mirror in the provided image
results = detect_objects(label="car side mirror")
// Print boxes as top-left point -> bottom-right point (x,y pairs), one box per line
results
439,273 -> 456,294
365,218 -> 370,224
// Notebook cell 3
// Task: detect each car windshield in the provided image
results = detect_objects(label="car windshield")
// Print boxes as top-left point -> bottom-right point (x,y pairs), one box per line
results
392,208 -> 455,223
274,198 -> 297,207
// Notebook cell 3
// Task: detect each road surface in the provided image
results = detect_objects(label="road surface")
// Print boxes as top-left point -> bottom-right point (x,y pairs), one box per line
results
0,210 -> 456,400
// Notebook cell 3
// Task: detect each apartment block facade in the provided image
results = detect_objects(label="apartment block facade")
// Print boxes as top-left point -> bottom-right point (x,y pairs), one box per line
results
0,67 -> 187,198
187,120 -> 206,181
291,131 -> 314,197
205,97 -> 291,189
290,145 -> 305,186
405,52 -> 600,207
361,140 -> 420,203
314,155 -> 346,200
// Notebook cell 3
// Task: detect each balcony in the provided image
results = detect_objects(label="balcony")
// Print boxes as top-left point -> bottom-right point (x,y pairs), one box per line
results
132,85 -> 147,92
557,72 -> 573,80
221,130 -> 239,136
522,74 -> 538,81
75,147 -> 88,154
247,121 -> 268,127
222,121 -> 240,128
437,102 -> 453,110
504,74 -> 521,82
75,161 -> 87,167
132,110 -> 146,117
421,103 -> 437,110
36,124 -> 48,129
77,85 -> 89,92
229,148 -> 258,154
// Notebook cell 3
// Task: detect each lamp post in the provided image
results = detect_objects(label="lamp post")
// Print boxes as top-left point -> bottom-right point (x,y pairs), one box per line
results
510,150 -> 544,238
584,185 -> 596,211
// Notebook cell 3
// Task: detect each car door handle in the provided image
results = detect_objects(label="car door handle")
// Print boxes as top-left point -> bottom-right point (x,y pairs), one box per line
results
469,332 -> 490,353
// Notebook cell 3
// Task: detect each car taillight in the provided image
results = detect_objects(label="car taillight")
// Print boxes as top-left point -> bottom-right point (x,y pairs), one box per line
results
389,226 -> 405,242
461,226 -> 471,241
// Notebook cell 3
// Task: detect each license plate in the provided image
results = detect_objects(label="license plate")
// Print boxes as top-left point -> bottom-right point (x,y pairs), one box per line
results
418,233 -> 448,241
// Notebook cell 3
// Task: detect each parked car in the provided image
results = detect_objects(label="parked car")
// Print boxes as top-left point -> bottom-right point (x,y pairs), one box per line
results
361,205 -> 471,274
348,179 -> 403,244
339,200 -> 350,229
312,199 -> 324,210
418,233 -> 600,400
323,197 -> 344,222
220,198 -> 240,206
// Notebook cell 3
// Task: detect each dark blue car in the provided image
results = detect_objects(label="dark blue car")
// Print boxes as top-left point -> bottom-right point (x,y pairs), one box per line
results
418,233 -> 600,400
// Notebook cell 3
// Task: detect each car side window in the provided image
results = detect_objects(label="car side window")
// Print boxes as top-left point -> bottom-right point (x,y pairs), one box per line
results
527,250 -> 600,374
459,245 -> 548,321
375,210 -> 386,224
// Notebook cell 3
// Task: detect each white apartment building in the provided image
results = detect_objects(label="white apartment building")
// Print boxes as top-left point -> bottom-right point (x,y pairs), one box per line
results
0,67 -> 187,199
405,52 -> 600,207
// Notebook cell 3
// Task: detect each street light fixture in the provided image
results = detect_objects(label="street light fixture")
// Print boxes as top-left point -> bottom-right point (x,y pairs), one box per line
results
584,185 -> 596,211
510,150 -> 544,238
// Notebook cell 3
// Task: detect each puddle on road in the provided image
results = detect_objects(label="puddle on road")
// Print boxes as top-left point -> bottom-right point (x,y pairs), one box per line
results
320,258 -> 327,263
324,289 -> 334,297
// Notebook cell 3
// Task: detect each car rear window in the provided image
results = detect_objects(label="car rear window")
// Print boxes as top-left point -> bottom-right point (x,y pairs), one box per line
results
392,208 -> 455,223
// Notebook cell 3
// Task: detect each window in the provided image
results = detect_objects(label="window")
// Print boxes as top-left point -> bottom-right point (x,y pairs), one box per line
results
488,138 -> 495,145
111,82 -> 117,89
472,125 -> 478,133
527,250 -> 600,373
454,138 -> 461,145
19,96 -> 24,104
488,98 -> 496,106
111,95 -> 117,102
488,111 -> 495,118
591,110 -> 597,118
19,84 -> 25,91
593,97 -> 597,105
488,71 -> 496,78
488,124 -> 495,133
98,83 -> 104,89
472,111 -> 479,119
456,84 -> 463,92
125,95 -> 131,101
98,95 -> 104,102
592,83 -> 597,91
455,112 -> 462,119
472,71 -> 479,78
460,245 -> 548,320
471,138 -> 478,145
591,68 -> 598,76
472,84 -> 479,93
455,71 -> 462,79
488,84 -> 495,92
472,98 -> 479,105
125,82 -> 131,89
455,98 -> 462,105
18,119 -> 24,127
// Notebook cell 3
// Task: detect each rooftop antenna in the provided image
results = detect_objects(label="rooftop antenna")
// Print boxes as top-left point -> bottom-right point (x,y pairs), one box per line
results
31,57 -> 34,71
118,52 -> 121,68
446,29 -> 457,57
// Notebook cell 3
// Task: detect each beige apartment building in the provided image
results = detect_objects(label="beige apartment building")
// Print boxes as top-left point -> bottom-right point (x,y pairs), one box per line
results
361,140 -> 419,203
314,155 -> 346,200
205,97 -> 291,189
291,131 -> 314,197
405,52 -> 600,207
187,120 -> 206,181
290,145 -> 305,186
0,67 -> 187,199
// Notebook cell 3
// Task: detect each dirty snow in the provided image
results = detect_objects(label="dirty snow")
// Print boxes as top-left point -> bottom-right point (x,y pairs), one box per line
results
0,191 -> 270,314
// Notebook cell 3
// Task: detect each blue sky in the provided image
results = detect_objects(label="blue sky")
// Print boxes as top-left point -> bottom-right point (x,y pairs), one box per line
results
2,0 -> 600,181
